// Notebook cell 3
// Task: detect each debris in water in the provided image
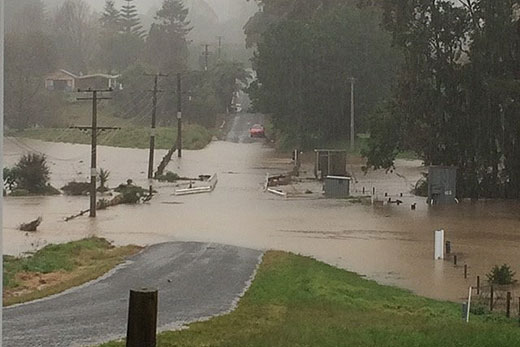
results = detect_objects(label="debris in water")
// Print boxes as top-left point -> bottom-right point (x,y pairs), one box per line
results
20,217 -> 43,232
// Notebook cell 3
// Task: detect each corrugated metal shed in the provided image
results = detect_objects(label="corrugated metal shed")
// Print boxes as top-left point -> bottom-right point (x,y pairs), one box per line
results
427,166 -> 457,205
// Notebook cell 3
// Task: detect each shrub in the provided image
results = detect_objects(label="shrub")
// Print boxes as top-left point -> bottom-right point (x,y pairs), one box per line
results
13,153 -> 51,194
98,168 -> 110,192
487,264 -> 517,285
62,182 -> 90,196
156,171 -> 180,183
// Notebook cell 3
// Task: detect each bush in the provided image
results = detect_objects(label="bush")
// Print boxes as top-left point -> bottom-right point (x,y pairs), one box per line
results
487,264 -> 517,285
156,171 -> 180,183
98,168 -> 110,192
13,153 -> 52,194
62,182 -> 90,196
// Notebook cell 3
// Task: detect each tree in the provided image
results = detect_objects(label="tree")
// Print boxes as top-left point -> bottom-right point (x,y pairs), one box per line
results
5,31 -> 58,129
99,0 -> 124,73
118,0 -> 146,70
249,2 -> 400,149
146,0 -> 191,73
53,0 -> 98,73
100,0 -> 121,32
364,0 -> 520,199
121,0 -> 145,38
13,154 -> 52,194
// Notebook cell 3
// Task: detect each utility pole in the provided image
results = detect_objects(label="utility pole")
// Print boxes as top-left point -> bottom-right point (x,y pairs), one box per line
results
177,73 -> 182,158
349,77 -> 356,152
217,36 -> 223,60
74,89 -> 118,218
202,44 -> 211,71
144,73 -> 167,180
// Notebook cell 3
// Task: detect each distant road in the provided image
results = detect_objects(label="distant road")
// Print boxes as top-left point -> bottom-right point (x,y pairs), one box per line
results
226,113 -> 266,143
4,242 -> 262,347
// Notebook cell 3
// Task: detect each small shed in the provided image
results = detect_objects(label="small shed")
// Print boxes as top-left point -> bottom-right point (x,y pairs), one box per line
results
324,176 -> 351,198
314,149 -> 347,180
427,166 -> 457,205
45,69 -> 77,91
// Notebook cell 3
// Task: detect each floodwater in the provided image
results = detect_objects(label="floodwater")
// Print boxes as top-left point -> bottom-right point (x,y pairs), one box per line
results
4,114 -> 520,302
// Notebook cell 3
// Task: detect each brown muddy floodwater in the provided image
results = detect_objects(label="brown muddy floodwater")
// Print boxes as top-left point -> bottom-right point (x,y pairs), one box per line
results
4,118 -> 520,302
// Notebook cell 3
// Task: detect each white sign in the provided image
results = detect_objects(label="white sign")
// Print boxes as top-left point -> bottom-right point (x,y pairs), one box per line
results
434,229 -> 445,260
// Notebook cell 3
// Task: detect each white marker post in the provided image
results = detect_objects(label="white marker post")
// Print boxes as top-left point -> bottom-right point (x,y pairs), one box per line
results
434,229 -> 445,260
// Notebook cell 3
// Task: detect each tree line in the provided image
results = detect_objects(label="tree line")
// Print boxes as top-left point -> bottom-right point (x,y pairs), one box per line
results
363,0 -> 520,199
247,0 -> 520,199
5,0 -> 249,129
246,0 -> 401,149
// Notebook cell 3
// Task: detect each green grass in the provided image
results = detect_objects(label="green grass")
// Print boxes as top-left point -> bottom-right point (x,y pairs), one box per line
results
100,251 -> 520,347
7,124 -> 213,150
3,238 -> 141,306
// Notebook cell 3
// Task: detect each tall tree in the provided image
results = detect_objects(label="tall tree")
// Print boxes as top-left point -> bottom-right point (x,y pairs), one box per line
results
146,0 -> 191,73
249,2 -> 400,148
365,0 -> 520,199
99,0 -> 124,73
53,0 -> 98,73
120,0 -> 145,38
100,0 -> 121,32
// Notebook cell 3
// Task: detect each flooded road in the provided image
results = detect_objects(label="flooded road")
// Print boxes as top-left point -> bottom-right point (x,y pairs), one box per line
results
4,114 -> 520,302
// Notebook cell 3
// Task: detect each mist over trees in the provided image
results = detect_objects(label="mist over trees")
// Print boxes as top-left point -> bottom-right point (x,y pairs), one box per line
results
4,0 -> 250,130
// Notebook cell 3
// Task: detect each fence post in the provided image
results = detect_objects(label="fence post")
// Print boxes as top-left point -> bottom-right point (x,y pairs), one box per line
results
506,292 -> 511,318
490,285 -> 494,311
476,276 -> 480,295
127,288 -> 158,347
454,255 -> 457,266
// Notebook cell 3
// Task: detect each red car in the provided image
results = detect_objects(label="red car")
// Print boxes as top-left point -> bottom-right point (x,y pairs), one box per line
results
249,124 -> 265,138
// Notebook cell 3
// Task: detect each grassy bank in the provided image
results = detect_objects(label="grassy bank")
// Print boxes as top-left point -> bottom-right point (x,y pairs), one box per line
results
101,251 -> 520,347
7,124 -> 213,150
3,238 -> 141,307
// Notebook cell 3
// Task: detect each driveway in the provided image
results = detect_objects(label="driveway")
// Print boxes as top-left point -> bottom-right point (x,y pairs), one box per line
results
3,242 -> 263,347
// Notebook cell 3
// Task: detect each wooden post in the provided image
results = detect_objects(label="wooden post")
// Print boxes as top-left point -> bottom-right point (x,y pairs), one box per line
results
476,276 -> 480,295
464,264 -> 467,279
506,292 -> 511,318
126,289 -> 158,347
454,255 -> 457,266
490,285 -> 494,311
177,73 -> 182,158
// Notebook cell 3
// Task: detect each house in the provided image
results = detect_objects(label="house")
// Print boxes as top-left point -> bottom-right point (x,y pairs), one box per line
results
45,69 -> 77,91
75,73 -> 121,91
45,70 -> 121,92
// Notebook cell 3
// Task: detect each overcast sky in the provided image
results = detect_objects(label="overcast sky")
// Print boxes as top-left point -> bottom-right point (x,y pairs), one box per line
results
44,0 -> 258,22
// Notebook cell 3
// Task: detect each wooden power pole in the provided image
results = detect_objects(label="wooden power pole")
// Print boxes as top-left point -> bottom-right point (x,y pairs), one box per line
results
145,73 -> 167,180
349,77 -> 356,152
177,73 -> 182,158
74,89 -> 118,218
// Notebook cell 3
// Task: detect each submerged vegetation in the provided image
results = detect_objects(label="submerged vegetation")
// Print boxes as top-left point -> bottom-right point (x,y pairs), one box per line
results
3,238 -> 141,306
100,252 -> 520,347
3,153 -> 59,196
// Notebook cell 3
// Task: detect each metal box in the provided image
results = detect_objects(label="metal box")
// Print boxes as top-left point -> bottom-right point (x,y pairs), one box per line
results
428,166 -> 457,205
324,176 -> 351,198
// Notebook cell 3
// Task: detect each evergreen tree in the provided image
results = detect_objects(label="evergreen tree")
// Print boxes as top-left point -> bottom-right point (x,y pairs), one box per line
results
146,0 -> 191,72
120,0 -> 145,39
100,0 -> 121,32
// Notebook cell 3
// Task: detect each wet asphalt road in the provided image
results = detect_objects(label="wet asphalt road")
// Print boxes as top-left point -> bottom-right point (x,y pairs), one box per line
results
4,242 -> 263,347
226,113 -> 265,143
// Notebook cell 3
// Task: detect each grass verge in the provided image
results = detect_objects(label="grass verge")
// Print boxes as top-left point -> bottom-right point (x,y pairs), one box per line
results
7,124 -> 213,150
3,238 -> 141,307
100,251 -> 520,347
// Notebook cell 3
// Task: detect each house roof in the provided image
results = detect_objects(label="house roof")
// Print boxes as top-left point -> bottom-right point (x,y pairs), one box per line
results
77,73 -> 120,80
46,69 -> 78,80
